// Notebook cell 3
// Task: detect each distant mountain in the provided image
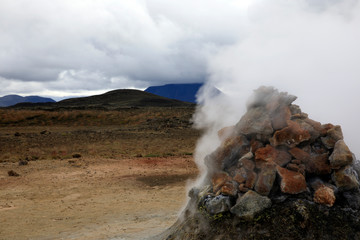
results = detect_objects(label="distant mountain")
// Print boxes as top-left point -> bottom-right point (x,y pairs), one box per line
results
145,83 -> 221,103
0,94 -> 55,107
8,89 -> 194,110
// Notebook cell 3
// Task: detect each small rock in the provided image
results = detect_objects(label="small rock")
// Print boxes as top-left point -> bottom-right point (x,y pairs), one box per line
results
255,144 -> 291,168
72,153 -> 82,158
329,140 -> 353,169
255,162 -> 277,196
230,190 -> 272,220
233,168 -> 247,184
277,166 -> 307,194
321,125 -> 343,149
332,165 -> 360,191
18,160 -> 28,166
204,195 -> 232,215
313,185 -> 336,207
8,170 -> 20,177
270,120 -> 311,148
244,171 -> 257,189
238,153 -> 255,170
250,139 -> 264,154
220,181 -> 238,196
289,147 -> 310,162
212,172 -> 232,192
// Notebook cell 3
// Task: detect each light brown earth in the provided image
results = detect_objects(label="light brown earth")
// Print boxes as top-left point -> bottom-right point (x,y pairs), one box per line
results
0,156 -> 198,240
0,108 -> 200,240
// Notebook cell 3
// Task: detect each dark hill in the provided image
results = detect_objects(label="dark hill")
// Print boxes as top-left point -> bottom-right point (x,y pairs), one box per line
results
0,94 -> 55,107
8,89 -> 194,110
145,83 -> 221,103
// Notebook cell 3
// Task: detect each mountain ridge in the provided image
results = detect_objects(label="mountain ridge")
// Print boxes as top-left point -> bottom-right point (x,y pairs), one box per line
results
0,94 -> 55,107
7,89 -> 194,110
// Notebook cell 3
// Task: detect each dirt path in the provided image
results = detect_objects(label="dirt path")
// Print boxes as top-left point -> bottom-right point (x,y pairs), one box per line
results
0,156 -> 198,240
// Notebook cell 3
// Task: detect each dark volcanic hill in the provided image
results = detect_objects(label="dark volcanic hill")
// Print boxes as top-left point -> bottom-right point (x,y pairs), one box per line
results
8,89 -> 194,110
0,94 -> 55,107
145,83 -> 221,103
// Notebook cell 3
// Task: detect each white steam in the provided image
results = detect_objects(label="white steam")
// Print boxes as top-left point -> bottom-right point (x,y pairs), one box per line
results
193,0 -> 360,170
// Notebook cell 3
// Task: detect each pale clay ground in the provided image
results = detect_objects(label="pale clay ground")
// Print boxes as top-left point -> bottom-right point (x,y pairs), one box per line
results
0,156 -> 198,240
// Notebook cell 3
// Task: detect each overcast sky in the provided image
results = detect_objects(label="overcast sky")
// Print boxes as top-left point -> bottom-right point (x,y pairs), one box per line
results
1,0 -> 358,98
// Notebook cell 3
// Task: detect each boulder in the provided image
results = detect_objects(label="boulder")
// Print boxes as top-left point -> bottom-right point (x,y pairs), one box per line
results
329,140 -> 353,169
276,166 -> 307,194
230,190 -> 272,220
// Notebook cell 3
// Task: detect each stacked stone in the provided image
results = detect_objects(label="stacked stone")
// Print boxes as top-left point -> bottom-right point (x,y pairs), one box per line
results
195,87 -> 360,220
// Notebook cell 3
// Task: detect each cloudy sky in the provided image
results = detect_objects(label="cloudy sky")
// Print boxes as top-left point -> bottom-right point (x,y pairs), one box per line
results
0,0 -> 359,98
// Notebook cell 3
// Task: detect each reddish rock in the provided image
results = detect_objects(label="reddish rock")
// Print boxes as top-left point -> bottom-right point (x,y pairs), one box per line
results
321,125 -> 343,149
255,144 -> 292,168
244,171 -> 257,189
238,157 -> 255,171
255,162 -> 277,196
276,166 -> 307,194
294,119 -> 321,142
250,139 -> 264,154
304,153 -> 331,175
235,107 -> 274,141
329,140 -> 353,169
218,126 -> 235,141
320,123 -> 334,136
287,163 -> 305,175
212,172 -> 232,192
239,183 -> 250,193
289,147 -> 310,162
271,105 -> 291,130
233,168 -> 247,184
220,181 -> 238,196
291,159 -> 303,165
332,166 -> 360,191
313,185 -> 336,207
270,120 -> 311,148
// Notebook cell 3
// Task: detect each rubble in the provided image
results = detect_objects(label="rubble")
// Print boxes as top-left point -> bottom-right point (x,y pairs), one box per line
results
159,87 -> 360,240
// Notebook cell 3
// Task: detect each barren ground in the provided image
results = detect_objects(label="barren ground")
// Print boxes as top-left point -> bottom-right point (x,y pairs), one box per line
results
0,108 -> 200,240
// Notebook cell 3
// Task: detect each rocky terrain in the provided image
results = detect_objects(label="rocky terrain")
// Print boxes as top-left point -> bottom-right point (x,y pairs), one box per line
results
159,87 -> 360,240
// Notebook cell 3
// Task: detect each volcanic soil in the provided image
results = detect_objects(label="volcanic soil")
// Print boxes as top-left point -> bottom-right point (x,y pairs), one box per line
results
0,108 -> 199,239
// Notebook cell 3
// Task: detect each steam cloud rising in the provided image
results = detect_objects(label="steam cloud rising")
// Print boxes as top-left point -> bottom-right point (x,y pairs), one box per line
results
194,0 -> 360,172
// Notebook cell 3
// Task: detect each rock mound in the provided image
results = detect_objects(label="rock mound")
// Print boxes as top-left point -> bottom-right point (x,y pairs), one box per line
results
156,86 -> 360,240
